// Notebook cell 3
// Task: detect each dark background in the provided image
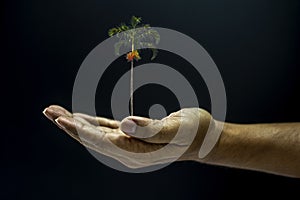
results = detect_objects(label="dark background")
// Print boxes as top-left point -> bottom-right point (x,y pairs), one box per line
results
2,0 -> 300,199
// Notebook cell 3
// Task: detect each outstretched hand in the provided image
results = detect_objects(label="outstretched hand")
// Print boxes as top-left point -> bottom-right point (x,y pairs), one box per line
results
43,105 -> 214,168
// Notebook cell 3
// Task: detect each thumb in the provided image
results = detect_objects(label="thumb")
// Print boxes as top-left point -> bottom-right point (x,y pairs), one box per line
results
120,116 -> 179,144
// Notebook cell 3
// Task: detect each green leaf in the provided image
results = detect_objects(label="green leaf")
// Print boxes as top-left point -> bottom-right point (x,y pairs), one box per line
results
131,16 -> 142,27
114,40 -> 126,55
108,27 -> 119,37
151,48 -> 158,60
139,42 -> 155,48
148,29 -> 160,44
120,23 -> 129,31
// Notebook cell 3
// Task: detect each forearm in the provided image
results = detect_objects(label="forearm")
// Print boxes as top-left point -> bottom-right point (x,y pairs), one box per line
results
202,121 -> 300,178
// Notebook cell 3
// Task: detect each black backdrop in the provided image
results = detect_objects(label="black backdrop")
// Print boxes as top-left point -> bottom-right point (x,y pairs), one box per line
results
2,0 -> 300,199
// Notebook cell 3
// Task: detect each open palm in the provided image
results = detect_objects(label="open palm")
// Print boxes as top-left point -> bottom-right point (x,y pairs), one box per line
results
43,105 -> 213,168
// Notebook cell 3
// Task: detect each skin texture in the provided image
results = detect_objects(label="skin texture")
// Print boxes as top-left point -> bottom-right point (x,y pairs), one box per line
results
204,121 -> 300,178
43,105 -> 300,177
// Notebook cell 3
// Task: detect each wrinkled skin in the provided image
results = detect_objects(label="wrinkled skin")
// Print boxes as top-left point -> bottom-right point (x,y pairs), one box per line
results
43,105 -> 214,168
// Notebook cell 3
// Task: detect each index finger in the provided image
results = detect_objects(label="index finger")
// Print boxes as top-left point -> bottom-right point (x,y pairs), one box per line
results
73,113 -> 120,129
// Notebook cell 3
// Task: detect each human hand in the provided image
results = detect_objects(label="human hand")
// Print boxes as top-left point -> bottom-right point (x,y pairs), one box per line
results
43,105 -> 215,168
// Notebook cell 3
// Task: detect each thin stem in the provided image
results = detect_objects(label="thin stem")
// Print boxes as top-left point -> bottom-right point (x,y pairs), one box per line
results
130,33 -> 134,116
130,60 -> 133,116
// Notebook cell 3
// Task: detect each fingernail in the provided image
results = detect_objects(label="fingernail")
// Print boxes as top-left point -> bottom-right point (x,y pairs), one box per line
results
121,119 -> 137,135
43,108 -> 52,119
42,108 -> 48,116
126,116 -> 149,126
55,118 -> 66,129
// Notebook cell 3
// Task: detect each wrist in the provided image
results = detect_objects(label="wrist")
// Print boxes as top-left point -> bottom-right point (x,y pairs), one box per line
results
196,120 -> 235,164
180,110 -> 221,163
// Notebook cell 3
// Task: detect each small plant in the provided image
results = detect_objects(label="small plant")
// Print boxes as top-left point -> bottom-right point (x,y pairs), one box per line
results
108,16 -> 160,116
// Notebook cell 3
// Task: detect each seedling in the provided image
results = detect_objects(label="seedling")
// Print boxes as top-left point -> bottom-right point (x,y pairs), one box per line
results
108,16 -> 160,116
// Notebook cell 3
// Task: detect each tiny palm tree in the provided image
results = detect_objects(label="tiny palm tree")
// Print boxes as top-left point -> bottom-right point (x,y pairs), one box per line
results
108,16 -> 160,116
